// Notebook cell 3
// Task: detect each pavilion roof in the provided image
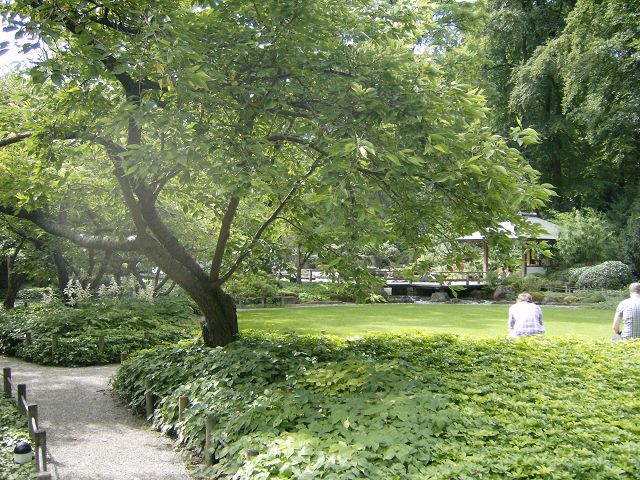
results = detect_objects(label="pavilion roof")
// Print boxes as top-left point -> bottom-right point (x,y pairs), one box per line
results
457,213 -> 560,242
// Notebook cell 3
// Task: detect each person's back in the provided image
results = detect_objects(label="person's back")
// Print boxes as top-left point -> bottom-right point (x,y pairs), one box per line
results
508,292 -> 544,337
613,283 -> 640,339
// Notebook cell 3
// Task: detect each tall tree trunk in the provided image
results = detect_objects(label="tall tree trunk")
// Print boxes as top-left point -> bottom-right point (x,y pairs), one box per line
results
0,258 -> 7,290
51,250 -> 71,303
195,286 -> 239,347
3,242 -> 25,309
3,272 -> 23,309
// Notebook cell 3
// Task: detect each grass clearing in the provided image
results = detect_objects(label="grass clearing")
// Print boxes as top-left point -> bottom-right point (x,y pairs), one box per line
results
239,303 -> 612,339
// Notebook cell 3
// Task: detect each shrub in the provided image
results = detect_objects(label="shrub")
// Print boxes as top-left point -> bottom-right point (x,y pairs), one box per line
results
575,261 -> 634,290
531,291 -> 545,303
0,396 -> 34,480
225,271 -> 280,300
563,295 -> 580,304
114,332 -> 640,480
566,266 -> 590,284
0,296 -> 199,366
551,208 -> 618,268
502,274 -> 544,293
580,292 -> 607,304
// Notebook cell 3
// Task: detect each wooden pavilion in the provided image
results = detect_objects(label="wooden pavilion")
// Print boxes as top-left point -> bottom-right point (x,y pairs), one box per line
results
457,213 -> 560,277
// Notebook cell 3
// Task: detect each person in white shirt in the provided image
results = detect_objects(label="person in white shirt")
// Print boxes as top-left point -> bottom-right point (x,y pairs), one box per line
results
508,292 -> 544,337
612,282 -> 640,339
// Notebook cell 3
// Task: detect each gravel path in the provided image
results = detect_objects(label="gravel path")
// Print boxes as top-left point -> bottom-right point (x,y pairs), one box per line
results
1,356 -> 191,480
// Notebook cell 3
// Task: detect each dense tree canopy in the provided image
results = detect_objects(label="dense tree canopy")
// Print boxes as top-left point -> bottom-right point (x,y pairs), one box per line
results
0,0 -> 552,346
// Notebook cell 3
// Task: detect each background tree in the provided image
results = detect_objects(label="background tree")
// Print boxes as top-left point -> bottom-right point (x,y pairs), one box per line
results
0,0 -> 552,346
550,208 -> 618,269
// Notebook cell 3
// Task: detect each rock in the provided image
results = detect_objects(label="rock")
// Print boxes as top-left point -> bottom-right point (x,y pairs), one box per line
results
430,291 -> 449,302
493,285 -> 516,301
450,297 -> 461,304
469,289 -> 486,299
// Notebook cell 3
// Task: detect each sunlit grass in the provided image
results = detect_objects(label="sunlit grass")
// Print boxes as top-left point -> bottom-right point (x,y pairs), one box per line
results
238,303 -> 612,339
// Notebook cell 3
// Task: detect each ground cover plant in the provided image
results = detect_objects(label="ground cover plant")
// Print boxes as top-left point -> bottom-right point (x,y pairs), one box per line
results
238,304 -> 614,339
113,332 -> 640,479
0,296 -> 199,366
0,396 -> 34,480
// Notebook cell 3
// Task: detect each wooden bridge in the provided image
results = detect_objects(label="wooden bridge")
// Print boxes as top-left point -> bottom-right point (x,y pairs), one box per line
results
300,269 -> 487,295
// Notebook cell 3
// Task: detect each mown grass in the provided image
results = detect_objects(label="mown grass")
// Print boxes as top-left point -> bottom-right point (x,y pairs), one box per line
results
239,303 -> 613,339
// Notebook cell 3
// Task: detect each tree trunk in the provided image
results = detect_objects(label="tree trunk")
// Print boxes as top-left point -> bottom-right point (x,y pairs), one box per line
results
51,250 -> 71,303
3,254 -> 23,309
0,258 -> 7,290
196,287 -> 239,347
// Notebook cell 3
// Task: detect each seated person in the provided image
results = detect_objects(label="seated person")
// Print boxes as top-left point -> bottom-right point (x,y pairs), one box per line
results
508,292 -> 544,337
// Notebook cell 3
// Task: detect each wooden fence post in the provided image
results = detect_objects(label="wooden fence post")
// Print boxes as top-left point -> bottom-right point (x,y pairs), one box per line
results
51,335 -> 58,357
178,395 -> 188,421
204,416 -> 218,465
34,429 -> 47,472
17,384 -> 27,414
28,403 -> 38,439
25,332 -> 32,346
145,379 -> 154,421
3,367 -> 10,398
98,335 -> 105,354
281,295 -> 285,306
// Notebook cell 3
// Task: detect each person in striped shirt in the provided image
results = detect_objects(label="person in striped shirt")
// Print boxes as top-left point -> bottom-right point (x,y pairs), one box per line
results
613,282 -> 640,339
507,292 -> 544,338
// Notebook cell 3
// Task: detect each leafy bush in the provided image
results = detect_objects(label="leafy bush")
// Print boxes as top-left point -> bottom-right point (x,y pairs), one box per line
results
0,396 -> 34,480
502,273 -> 545,293
580,292 -> 607,304
114,332 -> 640,479
225,271 -> 280,300
0,296 -> 199,366
278,282 -> 359,303
563,295 -> 580,304
575,261 -> 634,290
551,208 -> 618,268
531,291 -> 545,303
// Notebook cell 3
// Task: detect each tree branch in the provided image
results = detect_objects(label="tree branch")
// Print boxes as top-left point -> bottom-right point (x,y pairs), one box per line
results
0,133 -> 32,148
0,206 -> 140,251
216,156 -> 323,286
209,196 -> 240,281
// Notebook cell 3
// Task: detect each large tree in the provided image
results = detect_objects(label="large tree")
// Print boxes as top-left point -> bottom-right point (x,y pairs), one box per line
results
0,0 -> 552,346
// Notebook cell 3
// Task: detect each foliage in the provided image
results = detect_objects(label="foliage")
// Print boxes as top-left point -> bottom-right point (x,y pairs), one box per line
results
502,273 -> 544,293
0,0 -> 553,346
0,296 -> 199,366
530,291 -> 545,303
551,209 -> 618,268
620,196 -> 640,276
549,266 -> 590,285
579,292 -> 606,304
113,332 -> 640,479
0,396 -> 34,480
278,282 -> 353,303
225,271 -> 281,301
575,261 -> 633,290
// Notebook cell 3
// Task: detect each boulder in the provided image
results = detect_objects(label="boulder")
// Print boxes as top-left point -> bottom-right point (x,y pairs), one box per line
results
430,291 -> 450,302
493,285 -> 516,301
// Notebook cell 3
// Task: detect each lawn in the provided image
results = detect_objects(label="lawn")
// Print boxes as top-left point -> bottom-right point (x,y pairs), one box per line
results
239,303 -> 613,339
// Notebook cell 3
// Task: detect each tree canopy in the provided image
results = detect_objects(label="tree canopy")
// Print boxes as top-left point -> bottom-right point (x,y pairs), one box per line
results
0,0 -> 552,346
